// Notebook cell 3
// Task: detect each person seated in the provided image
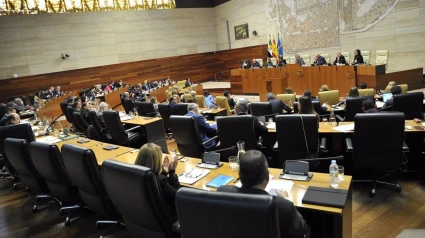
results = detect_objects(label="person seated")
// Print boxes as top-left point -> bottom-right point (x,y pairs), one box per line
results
278,56 -> 286,67
150,80 -> 159,88
13,98 -> 26,113
359,82 -> 367,89
0,107 -> 16,126
252,59 -> 262,68
170,95 -> 179,115
204,90 -> 216,109
122,92 -> 131,100
53,86 -> 62,97
217,150 -> 310,238
266,93 -> 292,113
333,52 -> 347,65
184,103 -> 217,149
303,90 -> 328,114
104,83 -> 112,93
135,143 -> 181,215
362,97 -> 379,113
150,97 -> 160,117
284,87 -> 298,102
343,87 -> 359,105
224,90 -> 235,110
181,90 -> 190,102
185,78 -> 192,87
352,49 -> 364,65
33,91 -> 46,108
234,101 -> 267,139
80,102 -> 91,124
97,102 -> 110,128
47,86 -> 55,98
5,113 -> 21,126
295,54 -> 305,66
319,84 -> 329,92
384,81 -> 396,93
142,80 -> 150,91
313,54 -> 326,66
113,80 -> 123,88
188,90 -> 197,103
298,96 -> 320,125
265,57 -> 274,67
383,85 -> 402,108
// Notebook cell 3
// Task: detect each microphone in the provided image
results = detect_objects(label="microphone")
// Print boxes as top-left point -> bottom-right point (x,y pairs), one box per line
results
43,114 -> 64,134
205,146 -> 237,154
285,155 -> 344,162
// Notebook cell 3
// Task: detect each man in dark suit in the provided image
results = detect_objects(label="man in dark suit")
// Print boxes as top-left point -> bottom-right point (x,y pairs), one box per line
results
53,86 -> 62,97
142,80 -> 150,91
185,103 -> 217,149
383,85 -> 402,108
234,101 -> 267,139
333,52 -> 347,65
313,54 -> 326,66
217,150 -> 309,238
266,93 -> 292,113
0,107 -> 15,126
47,86 -> 55,98
362,97 -> 379,113
252,59 -> 262,68
170,95 -> 179,115
224,90 -> 235,110
97,102 -> 110,128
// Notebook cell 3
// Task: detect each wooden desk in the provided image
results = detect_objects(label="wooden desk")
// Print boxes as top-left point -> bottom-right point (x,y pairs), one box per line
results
37,93 -> 75,120
123,117 -> 168,152
54,138 -> 100,149
105,87 -> 128,109
113,152 -> 352,238
199,108 -> 227,118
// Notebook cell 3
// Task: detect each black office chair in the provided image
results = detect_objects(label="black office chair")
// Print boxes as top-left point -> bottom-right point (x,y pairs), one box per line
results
4,138 -> 55,212
29,94 -> 35,106
169,116 -> 217,158
29,142 -> 83,225
250,102 -> 275,120
216,116 -> 262,162
73,112 -> 89,135
135,101 -> 157,117
88,111 -> 112,143
336,96 -> 372,122
0,103 -> 6,119
176,103 -> 189,116
176,187 -> 280,238
312,101 -> 325,115
346,113 -> 408,197
0,124 -> 36,186
274,115 -> 326,167
123,99 -> 134,115
393,92 -> 424,119
102,160 -> 179,238
103,111 -> 143,148
61,144 -> 122,235
158,103 -> 172,138
270,100 -> 283,114
60,101 -> 72,122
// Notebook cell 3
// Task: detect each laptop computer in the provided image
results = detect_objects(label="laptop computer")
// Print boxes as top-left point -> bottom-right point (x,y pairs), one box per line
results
382,93 -> 392,103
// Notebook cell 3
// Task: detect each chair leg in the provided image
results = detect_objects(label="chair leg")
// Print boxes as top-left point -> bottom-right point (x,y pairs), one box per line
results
95,220 -> 125,238
33,194 -> 56,213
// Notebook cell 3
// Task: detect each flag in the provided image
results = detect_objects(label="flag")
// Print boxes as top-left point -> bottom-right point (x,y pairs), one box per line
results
277,34 -> 284,57
268,36 -> 273,57
271,35 -> 278,58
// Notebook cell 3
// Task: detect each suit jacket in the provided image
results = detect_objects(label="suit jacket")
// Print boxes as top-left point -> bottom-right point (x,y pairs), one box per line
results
314,56 -> 326,65
97,111 -> 106,128
333,55 -> 347,65
158,171 -> 181,216
185,111 -> 217,149
365,108 -> 379,113
142,83 -> 150,91
170,102 -> 178,115
185,81 -> 192,87
217,185 -> 309,238
252,62 -> 262,68
295,58 -> 305,66
237,112 -> 268,138
0,114 -> 8,126
52,90 -> 61,96
268,99 -> 292,113
228,97 -> 235,110
352,55 -> 364,65
47,90 -> 54,98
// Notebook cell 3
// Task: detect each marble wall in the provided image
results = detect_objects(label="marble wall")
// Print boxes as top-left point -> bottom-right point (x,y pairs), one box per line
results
0,9 -> 217,80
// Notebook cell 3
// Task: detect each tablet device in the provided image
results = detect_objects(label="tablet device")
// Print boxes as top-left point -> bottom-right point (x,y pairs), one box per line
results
382,93 -> 392,103
206,174 -> 234,188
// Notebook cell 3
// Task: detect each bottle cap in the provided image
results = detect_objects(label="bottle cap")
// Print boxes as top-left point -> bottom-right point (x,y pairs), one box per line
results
331,160 -> 336,164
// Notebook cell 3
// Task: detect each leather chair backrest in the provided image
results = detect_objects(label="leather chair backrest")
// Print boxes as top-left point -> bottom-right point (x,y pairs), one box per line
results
375,50 -> 389,66
195,95 -> 205,109
276,94 -> 296,105
358,88 -> 374,96
73,112 -> 89,133
158,103 -> 171,128
270,100 -> 283,114
321,54 -> 330,64
176,187 -> 280,238
250,102 -> 272,117
61,144 -> 119,219
65,106 -> 75,124
4,138 -> 48,194
362,51 -> 370,64
102,160 -> 176,238
29,142 -> 80,204
341,52 -> 351,63
87,125 -> 101,141
176,103 -> 189,116
88,111 -> 107,141
217,116 -> 258,161
60,101 -> 72,122
215,96 -> 232,116
0,103 -> 6,118
318,90 -> 339,105
312,101 -> 323,115
254,58 -> 263,67
344,96 -> 372,121
275,114 -> 319,153
393,92 -> 424,120
353,113 -> 404,170
301,55 -> 310,65
123,99 -> 134,114
103,111 -> 128,143
169,116 -> 204,158
398,84 -> 408,94
139,102 -> 157,117
29,94 -> 35,105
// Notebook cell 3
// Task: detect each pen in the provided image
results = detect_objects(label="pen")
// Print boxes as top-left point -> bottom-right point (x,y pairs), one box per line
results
233,177 -> 240,183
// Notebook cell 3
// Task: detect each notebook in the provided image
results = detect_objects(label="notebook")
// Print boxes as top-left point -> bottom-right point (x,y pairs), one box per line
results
302,186 -> 348,208
382,93 -> 392,103
206,174 -> 234,188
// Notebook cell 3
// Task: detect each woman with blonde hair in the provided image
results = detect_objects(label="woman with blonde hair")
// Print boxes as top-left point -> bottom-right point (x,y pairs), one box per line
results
320,84 -> 329,92
135,143 -> 181,213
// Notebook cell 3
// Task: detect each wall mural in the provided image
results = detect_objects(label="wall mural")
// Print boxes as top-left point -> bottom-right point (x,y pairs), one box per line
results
268,0 -> 398,51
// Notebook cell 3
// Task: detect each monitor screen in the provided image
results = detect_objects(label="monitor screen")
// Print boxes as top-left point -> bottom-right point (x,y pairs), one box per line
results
382,93 -> 392,103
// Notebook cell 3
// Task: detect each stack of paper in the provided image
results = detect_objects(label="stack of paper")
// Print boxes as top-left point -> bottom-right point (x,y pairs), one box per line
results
36,136 -> 62,144
120,115 -> 134,121
332,124 -> 355,132
178,169 -> 210,185
266,123 -> 276,130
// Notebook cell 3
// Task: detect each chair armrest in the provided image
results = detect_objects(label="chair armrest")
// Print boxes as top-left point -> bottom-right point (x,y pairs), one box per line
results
171,221 -> 180,233
335,115 -> 344,123
257,136 -> 263,148
272,141 -> 278,151
125,125 -> 141,133
402,141 -> 409,152
345,138 -> 353,152
378,105 -> 392,111
202,136 -> 218,146
319,137 -> 327,151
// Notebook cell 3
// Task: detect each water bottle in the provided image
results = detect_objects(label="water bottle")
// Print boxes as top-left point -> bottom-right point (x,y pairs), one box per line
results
329,160 -> 339,189
329,109 -> 336,126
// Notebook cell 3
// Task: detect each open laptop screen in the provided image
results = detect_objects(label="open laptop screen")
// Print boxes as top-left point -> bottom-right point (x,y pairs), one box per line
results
382,93 -> 392,103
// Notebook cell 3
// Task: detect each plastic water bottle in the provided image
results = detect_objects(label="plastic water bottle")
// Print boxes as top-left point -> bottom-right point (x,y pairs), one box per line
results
329,109 -> 336,126
329,160 -> 339,189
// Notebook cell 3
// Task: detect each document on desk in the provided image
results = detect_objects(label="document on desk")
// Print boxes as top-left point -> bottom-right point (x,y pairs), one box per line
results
120,115 -> 134,121
266,123 -> 276,130
178,169 -> 210,185
332,124 -> 355,132
36,136 -> 62,144
265,180 -> 293,194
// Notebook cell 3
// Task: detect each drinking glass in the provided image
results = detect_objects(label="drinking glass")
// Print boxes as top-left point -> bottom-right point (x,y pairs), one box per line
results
329,117 -> 337,126
129,111 -> 134,117
169,149 -> 177,162
229,156 -> 238,170
322,117 -> 328,125
338,166 -> 344,182
268,118 -> 273,125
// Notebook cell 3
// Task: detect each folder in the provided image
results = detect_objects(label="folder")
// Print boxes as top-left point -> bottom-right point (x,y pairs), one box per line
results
206,174 -> 234,188
302,186 -> 348,208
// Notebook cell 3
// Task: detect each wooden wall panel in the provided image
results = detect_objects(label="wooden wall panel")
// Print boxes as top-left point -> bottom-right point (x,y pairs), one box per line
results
0,45 -> 267,103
